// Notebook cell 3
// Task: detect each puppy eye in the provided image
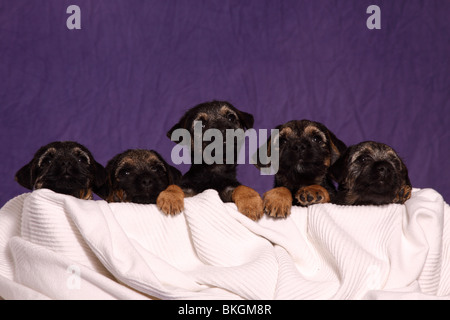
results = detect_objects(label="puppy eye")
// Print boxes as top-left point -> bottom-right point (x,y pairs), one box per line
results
118,169 -> 131,177
278,137 -> 287,146
41,156 -> 53,166
151,164 -> 165,173
312,135 -> 323,143
77,157 -> 88,163
227,113 -> 237,122
358,155 -> 372,163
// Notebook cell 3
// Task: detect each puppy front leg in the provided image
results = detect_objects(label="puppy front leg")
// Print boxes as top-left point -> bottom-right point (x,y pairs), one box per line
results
231,185 -> 264,221
262,187 -> 293,218
79,188 -> 93,200
157,185 -> 185,215
393,184 -> 412,204
295,185 -> 330,206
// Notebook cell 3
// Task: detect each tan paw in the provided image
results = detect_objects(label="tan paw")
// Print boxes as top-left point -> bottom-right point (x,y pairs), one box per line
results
232,185 -> 264,221
393,184 -> 412,204
295,185 -> 330,206
263,187 -> 293,218
157,185 -> 185,215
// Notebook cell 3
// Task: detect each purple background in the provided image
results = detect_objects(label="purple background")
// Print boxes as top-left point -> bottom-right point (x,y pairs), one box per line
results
1,0 -> 449,206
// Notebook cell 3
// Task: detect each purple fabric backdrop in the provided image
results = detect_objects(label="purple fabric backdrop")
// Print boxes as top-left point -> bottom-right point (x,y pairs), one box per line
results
1,0 -> 449,206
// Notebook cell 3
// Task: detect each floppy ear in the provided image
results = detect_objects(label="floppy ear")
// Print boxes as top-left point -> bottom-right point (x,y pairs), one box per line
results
167,122 -> 182,142
166,165 -> 182,184
15,162 -> 35,190
253,124 -> 281,169
328,150 -> 348,183
92,161 -> 107,190
167,111 -> 192,143
151,150 -> 182,184
399,157 -> 412,187
327,130 -> 347,165
94,157 -> 118,200
236,110 -> 254,130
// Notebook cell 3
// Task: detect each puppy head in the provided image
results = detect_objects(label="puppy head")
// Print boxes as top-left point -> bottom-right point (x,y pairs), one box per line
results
15,141 -> 106,199
257,120 -> 346,182
167,100 -> 254,163
167,100 -> 254,139
101,149 -> 181,204
330,141 -> 411,205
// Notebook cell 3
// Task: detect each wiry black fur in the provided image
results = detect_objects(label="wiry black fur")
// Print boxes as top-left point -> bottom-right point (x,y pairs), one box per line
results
15,141 -> 106,199
257,120 -> 347,205
167,100 -> 254,202
330,141 -> 411,205
98,149 -> 181,204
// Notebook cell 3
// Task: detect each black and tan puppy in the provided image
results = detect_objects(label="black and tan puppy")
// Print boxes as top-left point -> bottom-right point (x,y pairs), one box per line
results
256,120 -> 347,217
98,149 -> 184,215
329,141 -> 412,205
167,100 -> 264,221
15,141 -> 106,200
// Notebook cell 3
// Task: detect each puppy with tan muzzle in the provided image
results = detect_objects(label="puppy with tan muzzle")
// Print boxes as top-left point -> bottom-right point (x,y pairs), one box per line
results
97,149 -> 184,215
15,141 -> 106,200
329,141 -> 412,205
256,120 -> 347,217
167,100 -> 264,221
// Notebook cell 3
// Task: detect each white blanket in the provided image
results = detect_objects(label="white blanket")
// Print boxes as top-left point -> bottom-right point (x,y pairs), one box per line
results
0,188 -> 449,300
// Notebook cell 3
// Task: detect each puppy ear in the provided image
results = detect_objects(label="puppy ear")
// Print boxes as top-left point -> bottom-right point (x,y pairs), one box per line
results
167,112 -> 191,143
167,122 -> 182,142
236,110 -> 254,130
15,162 -> 35,190
95,157 -> 117,200
327,130 -> 347,165
328,150 -> 347,183
151,150 -> 182,184
399,157 -> 412,187
92,161 -> 107,192
253,124 -> 281,169
167,165 -> 182,184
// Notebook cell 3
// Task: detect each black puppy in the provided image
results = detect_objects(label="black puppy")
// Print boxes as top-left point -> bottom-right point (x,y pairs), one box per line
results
256,120 -> 347,217
330,141 -> 412,205
98,149 -> 184,215
15,141 -> 106,200
167,100 -> 264,221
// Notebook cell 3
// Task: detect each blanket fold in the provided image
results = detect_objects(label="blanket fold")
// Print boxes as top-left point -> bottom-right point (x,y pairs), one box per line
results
0,188 -> 449,300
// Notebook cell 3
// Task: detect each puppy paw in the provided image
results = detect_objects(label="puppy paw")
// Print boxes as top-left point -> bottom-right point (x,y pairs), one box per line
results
232,185 -> 264,221
157,185 -> 185,215
295,185 -> 330,206
79,188 -> 93,200
393,184 -> 412,204
107,189 -> 127,202
263,187 -> 293,218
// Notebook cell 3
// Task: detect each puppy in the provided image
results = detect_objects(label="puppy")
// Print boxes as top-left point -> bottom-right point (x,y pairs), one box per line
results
98,149 -> 184,215
256,120 -> 347,217
167,100 -> 264,221
329,141 -> 412,205
15,141 -> 106,200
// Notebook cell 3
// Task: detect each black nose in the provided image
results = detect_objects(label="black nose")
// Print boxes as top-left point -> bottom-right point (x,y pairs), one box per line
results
374,162 -> 391,177
62,160 -> 71,168
57,158 -> 72,172
140,177 -> 152,188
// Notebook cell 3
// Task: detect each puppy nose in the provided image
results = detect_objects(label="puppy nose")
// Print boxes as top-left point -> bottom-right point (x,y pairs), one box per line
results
374,162 -> 390,176
292,143 -> 307,152
59,159 -> 71,169
140,177 -> 153,187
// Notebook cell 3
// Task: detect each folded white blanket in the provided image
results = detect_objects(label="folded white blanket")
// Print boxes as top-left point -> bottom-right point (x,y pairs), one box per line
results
0,188 -> 449,300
